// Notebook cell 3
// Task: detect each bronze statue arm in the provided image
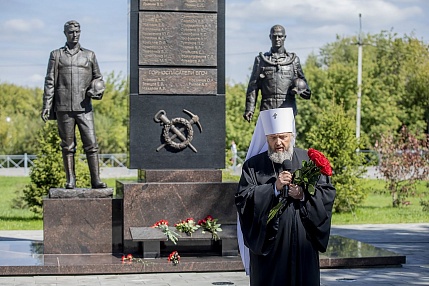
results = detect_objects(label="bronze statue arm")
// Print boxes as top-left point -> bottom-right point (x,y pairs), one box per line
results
293,56 -> 311,100
41,50 -> 56,122
244,56 -> 262,122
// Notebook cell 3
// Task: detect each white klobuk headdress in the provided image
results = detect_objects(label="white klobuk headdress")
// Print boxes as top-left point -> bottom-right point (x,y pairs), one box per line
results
260,107 -> 295,135
246,107 -> 295,160
238,107 -> 296,275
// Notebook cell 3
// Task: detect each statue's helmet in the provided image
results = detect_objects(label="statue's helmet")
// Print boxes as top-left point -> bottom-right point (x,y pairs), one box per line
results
87,78 -> 105,100
293,78 -> 308,94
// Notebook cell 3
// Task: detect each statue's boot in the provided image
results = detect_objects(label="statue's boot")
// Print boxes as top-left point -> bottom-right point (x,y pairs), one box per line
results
62,153 -> 76,189
87,153 -> 107,189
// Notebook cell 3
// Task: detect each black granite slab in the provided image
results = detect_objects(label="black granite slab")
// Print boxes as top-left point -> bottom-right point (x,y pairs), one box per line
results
137,169 -> 222,183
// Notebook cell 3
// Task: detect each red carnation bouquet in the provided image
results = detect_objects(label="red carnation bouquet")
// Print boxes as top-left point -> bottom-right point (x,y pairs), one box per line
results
175,217 -> 200,236
267,148 -> 332,223
168,250 -> 180,266
152,219 -> 180,245
198,215 -> 222,241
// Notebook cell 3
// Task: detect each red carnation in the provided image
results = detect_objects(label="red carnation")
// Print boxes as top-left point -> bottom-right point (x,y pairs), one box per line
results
268,148 -> 333,223
168,251 -> 180,266
308,148 -> 332,176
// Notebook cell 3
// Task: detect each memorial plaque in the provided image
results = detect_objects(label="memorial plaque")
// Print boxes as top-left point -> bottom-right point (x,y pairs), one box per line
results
139,67 -> 217,94
139,12 -> 217,66
129,94 -> 225,169
140,0 -> 218,12
129,0 -> 225,169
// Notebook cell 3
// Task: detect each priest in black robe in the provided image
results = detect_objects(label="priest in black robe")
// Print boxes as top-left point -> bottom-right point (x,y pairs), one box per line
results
236,107 -> 336,286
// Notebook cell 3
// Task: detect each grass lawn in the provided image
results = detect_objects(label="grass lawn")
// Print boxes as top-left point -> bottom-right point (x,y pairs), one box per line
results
0,175 -> 428,230
0,176 -> 132,230
332,179 -> 429,224
0,176 -> 40,230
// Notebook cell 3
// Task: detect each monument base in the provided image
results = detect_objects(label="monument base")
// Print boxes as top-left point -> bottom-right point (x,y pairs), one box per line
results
43,187 -> 122,254
117,169 -> 238,254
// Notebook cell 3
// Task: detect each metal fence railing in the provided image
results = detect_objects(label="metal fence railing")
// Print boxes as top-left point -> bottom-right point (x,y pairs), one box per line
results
0,153 -> 128,172
0,154 -> 37,169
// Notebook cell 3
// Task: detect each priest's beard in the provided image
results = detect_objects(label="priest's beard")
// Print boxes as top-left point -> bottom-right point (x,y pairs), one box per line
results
268,144 -> 294,164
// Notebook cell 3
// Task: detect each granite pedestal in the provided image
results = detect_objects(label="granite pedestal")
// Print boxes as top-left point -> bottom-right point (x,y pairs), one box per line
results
43,188 -> 123,254
117,170 -> 238,254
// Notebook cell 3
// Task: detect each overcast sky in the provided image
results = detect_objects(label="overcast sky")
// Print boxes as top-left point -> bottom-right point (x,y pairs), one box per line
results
0,0 -> 428,88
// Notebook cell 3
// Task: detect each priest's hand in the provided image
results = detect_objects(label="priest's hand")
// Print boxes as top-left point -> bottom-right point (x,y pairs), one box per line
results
276,171 -> 292,191
288,184 -> 304,200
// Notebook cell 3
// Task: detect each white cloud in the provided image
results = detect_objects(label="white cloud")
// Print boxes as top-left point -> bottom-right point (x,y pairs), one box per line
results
226,0 -> 423,31
0,0 -> 427,87
3,18 -> 44,32
224,0 -> 429,83
29,73 -> 45,85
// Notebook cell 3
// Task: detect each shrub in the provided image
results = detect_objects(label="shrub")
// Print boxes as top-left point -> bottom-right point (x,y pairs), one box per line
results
375,125 -> 429,207
305,103 -> 366,213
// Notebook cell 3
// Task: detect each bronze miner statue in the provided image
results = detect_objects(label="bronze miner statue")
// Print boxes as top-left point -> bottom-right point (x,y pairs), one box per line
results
243,24 -> 311,122
41,20 -> 107,189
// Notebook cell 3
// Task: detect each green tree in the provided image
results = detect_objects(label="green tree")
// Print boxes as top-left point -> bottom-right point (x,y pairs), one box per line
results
0,71 -> 129,155
299,31 -> 429,148
225,81 -> 260,163
306,102 -> 366,213
22,121 -> 90,214
0,83 -> 43,154
92,72 -> 129,154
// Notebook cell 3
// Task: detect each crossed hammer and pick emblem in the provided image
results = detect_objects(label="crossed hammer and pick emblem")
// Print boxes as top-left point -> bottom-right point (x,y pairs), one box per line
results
154,109 -> 203,153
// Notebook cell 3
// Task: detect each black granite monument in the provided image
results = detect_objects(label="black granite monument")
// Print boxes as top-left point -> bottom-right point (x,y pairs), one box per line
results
119,0 -> 238,257
128,0 -> 225,169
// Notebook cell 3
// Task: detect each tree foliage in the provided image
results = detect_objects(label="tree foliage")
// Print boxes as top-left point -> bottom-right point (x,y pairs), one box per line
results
306,102 -> 366,213
297,31 -> 429,149
92,72 -> 129,154
225,31 -> 429,157
375,125 -> 429,207
225,81 -> 260,158
0,72 -> 128,155
22,121 -> 90,214
0,83 -> 42,154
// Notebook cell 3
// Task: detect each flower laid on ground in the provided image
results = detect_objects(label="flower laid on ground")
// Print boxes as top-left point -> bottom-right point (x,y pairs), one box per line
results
175,218 -> 200,236
198,215 -> 222,241
168,251 -> 180,266
121,253 -> 148,265
267,148 -> 332,223
121,254 -> 133,262
152,219 -> 180,245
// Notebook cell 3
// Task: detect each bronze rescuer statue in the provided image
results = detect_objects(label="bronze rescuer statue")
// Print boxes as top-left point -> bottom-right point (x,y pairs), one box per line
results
243,24 -> 311,122
41,20 -> 107,189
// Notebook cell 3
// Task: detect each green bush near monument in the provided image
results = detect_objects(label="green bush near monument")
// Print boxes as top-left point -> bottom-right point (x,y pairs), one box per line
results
306,102 -> 367,213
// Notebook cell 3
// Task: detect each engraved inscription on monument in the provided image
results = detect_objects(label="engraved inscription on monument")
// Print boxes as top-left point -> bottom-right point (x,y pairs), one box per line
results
140,0 -> 218,12
139,12 -> 217,66
139,68 -> 217,95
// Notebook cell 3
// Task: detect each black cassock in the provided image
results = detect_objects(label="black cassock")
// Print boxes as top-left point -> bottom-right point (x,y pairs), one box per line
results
235,148 -> 336,286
